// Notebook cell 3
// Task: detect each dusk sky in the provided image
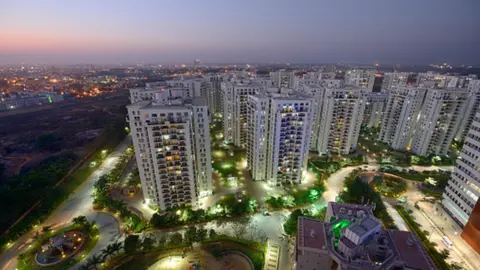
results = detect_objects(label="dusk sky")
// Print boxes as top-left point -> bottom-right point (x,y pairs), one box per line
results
1,0 -> 479,65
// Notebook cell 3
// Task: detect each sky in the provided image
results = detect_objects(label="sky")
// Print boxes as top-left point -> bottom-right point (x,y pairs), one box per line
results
0,0 -> 479,65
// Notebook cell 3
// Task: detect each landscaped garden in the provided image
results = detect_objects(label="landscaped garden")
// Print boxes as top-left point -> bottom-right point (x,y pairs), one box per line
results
105,231 -> 265,270
265,185 -> 324,209
212,145 -> 246,177
150,194 -> 257,229
0,124 -> 128,250
92,146 -> 146,233
17,216 -> 99,270
338,170 -> 398,229
371,174 -> 407,198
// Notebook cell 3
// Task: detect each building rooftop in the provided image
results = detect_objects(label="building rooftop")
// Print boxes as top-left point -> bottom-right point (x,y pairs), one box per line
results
329,202 -> 373,220
295,202 -> 436,270
191,97 -> 208,106
297,217 -> 326,251
388,230 -> 436,270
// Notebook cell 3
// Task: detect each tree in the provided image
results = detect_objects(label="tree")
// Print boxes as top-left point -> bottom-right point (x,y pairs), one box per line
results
142,236 -> 155,251
440,249 -> 451,260
111,241 -> 123,255
197,228 -> 208,242
157,235 -> 167,247
42,226 -> 52,233
124,235 -> 140,254
450,262 -> 465,270
284,209 -> 303,235
86,254 -> 103,268
72,216 -> 88,226
101,244 -> 116,260
124,217 -> 135,231
209,229 -> 217,239
281,195 -> 295,207
169,232 -> 183,244
185,226 -> 198,243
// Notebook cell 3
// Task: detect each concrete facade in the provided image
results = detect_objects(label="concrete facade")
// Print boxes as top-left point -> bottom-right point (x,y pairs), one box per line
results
443,111 -> 480,226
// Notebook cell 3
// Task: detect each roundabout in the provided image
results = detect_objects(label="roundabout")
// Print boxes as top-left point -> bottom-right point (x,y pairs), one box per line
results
371,173 -> 407,198
35,230 -> 85,266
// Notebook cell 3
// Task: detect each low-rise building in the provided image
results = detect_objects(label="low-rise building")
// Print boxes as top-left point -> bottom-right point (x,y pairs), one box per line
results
294,202 -> 436,270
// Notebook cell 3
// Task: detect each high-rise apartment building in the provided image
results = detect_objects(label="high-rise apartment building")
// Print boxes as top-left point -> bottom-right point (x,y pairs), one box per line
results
362,91 -> 389,128
410,89 -> 468,156
443,110 -> 480,226
344,68 -> 376,91
456,80 -> 480,142
127,91 -> 212,210
166,79 -> 198,98
203,74 -> 230,118
382,72 -> 412,90
246,88 -> 312,185
270,69 -> 297,88
379,87 -> 426,151
316,86 -> 366,155
296,83 -> 326,150
222,82 -> 264,147
130,82 -> 168,103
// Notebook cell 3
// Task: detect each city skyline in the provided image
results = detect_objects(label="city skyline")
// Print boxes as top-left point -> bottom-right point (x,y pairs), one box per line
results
1,0 -> 479,65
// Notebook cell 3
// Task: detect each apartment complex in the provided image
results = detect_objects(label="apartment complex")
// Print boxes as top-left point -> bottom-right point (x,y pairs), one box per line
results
410,88 -> 468,156
294,202 -> 435,270
316,86 -> 366,155
296,83 -> 325,150
456,80 -> 480,142
270,70 -> 297,88
362,91 -> 389,128
222,81 -> 264,147
344,68 -> 376,90
379,87 -> 426,151
443,110 -> 480,226
382,72 -> 412,90
127,91 -> 212,210
203,74 -> 230,117
246,88 -> 312,185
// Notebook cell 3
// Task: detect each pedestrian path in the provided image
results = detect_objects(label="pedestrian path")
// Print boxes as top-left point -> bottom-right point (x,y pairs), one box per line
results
264,240 -> 280,270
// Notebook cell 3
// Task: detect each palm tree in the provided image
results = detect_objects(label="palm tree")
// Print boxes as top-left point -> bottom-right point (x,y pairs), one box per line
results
77,263 -> 90,270
86,254 -> 103,268
124,217 -> 135,231
111,241 -> 123,255
72,216 -> 88,226
101,244 -> 116,260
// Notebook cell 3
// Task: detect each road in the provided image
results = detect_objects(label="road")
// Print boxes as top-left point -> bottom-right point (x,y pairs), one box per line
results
0,137 -> 131,270
401,180 -> 480,270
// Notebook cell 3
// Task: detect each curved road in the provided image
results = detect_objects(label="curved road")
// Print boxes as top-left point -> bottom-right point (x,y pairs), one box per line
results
0,137 -> 131,270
